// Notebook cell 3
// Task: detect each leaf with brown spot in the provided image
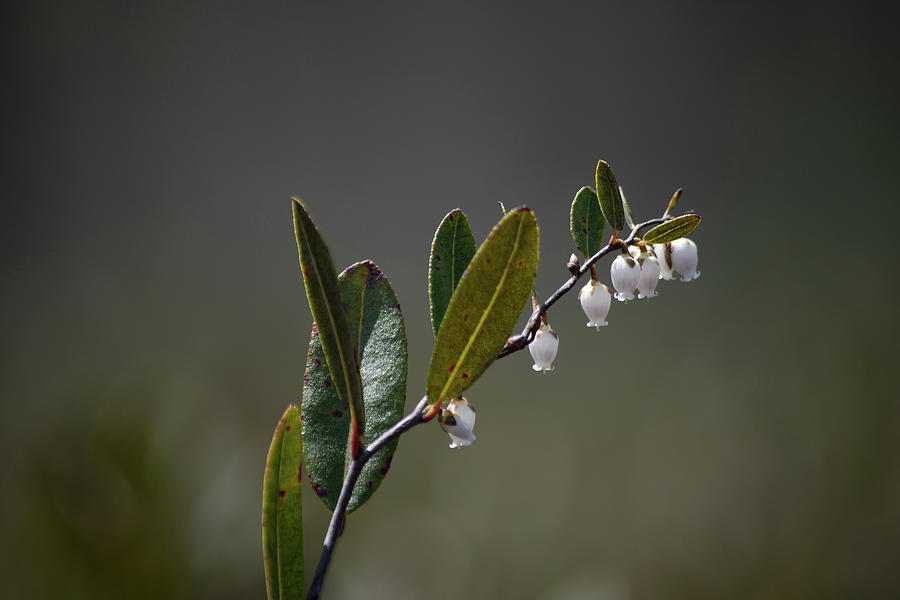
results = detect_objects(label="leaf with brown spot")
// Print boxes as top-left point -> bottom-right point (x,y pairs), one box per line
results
569,186 -> 605,259
596,160 -> 625,232
262,405 -> 303,600
291,198 -> 365,452
642,214 -> 701,243
302,261 -> 407,512
426,207 -> 539,405
428,209 -> 476,337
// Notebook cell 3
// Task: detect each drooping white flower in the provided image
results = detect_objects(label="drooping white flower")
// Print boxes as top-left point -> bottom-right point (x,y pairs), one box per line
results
627,245 -> 642,260
671,237 -> 701,281
578,279 -> 611,329
439,397 -> 476,448
653,243 -> 676,280
637,252 -> 661,299
610,254 -> 640,302
528,321 -> 559,372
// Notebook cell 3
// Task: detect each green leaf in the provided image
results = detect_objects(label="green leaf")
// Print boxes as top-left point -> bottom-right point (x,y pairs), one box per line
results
642,214 -> 702,243
596,160 -> 625,232
569,187 -> 605,259
291,198 -> 365,453
620,185 -> 636,230
303,261 -> 408,512
428,209 -> 476,337
664,188 -> 683,217
426,207 -> 539,405
262,406 -> 304,600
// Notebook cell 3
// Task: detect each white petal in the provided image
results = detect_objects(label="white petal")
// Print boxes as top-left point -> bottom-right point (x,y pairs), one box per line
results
637,256 -> 661,299
528,325 -> 559,371
579,281 -> 611,328
671,238 -> 700,281
653,243 -> 676,280
610,255 -> 640,300
440,398 -> 476,448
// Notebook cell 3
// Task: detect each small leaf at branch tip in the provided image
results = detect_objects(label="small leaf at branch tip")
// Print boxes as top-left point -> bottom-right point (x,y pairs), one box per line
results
570,186 -> 604,259
596,160 -> 625,232
620,185 -> 636,230
665,188 -> 683,216
429,209 -> 476,337
642,214 -> 701,244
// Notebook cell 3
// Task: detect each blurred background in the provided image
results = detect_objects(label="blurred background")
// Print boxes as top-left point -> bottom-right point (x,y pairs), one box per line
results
3,1 -> 899,598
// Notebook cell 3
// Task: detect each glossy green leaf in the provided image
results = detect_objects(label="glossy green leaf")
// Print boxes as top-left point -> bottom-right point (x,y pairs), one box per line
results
620,186 -> 636,230
569,187 -> 605,259
429,209 -> 476,337
291,198 -> 365,451
596,160 -> 625,232
262,406 -> 304,600
303,261 -> 408,512
642,214 -> 702,243
426,207 -> 539,405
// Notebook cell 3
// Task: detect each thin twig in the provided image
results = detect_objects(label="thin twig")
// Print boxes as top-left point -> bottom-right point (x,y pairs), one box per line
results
306,213 -> 678,598
305,395 -> 430,600
497,216 -> 669,358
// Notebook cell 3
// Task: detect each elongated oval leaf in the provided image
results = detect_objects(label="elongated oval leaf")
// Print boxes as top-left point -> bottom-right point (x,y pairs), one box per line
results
291,198 -> 365,452
426,207 -> 539,405
429,209 -> 476,337
569,187 -> 605,259
262,405 -> 304,600
620,185 -> 636,230
303,261 -> 408,512
642,214 -> 701,243
596,160 -> 625,232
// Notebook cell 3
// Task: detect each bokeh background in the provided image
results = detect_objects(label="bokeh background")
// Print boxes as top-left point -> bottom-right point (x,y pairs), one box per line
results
3,1 -> 899,598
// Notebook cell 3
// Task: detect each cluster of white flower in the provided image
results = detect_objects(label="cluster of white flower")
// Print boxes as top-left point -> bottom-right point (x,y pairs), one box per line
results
442,238 -> 699,448
529,237 -> 701,372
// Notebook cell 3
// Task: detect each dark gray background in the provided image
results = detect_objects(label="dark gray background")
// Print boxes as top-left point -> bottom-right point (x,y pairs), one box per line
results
3,1 -> 899,598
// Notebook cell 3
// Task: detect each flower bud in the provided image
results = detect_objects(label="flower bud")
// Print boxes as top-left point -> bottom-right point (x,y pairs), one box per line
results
578,279 -> 611,329
671,237 -> 700,281
636,252 -> 661,299
439,397 -> 476,448
567,253 -> 580,274
528,321 -> 559,372
652,243 -> 676,280
610,254 -> 640,302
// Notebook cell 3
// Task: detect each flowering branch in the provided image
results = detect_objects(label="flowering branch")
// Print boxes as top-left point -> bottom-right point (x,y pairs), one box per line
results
303,213 -> 685,598
497,215 -> 669,358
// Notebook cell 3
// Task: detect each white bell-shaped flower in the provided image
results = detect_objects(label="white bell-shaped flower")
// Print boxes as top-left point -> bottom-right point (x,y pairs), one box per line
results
528,321 -> 559,372
637,253 -> 661,299
578,279 -> 611,329
671,237 -> 700,281
610,254 -> 640,302
439,397 -> 476,448
653,243 -> 676,280
627,245 -> 642,260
